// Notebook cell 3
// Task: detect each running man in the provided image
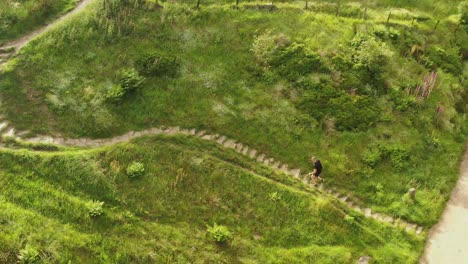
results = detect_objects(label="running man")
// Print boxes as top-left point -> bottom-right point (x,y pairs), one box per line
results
309,156 -> 323,185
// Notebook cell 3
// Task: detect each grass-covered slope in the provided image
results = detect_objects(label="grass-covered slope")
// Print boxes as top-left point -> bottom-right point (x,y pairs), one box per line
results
0,0 -> 466,235
0,135 -> 423,263
0,0 -> 79,44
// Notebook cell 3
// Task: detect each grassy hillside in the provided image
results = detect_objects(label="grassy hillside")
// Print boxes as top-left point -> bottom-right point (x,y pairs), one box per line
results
1,0 -> 466,227
0,135 -> 423,263
0,0 -> 79,44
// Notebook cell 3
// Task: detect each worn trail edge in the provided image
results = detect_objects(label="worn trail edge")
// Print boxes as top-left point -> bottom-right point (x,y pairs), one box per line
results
1,0 -> 94,52
420,145 -> 468,263
0,0 -> 424,237
11,126 -> 422,235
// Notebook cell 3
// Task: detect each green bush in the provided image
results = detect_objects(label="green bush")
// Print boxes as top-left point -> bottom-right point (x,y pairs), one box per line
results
106,69 -> 145,102
137,52 -> 180,78
350,33 -> 393,73
105,84 -> 125,102
18,245 -> 40,264
297,81 -> 381,131
270,42 -> 323,81
380,144 -> 410,171
119,68 -> 146,92
389,87 -> 416,111
87,200 -> 104,217
362,148 -> 382,167
127,161 -> 145,178
422,46 -> 463,76
206,223 -> 233,244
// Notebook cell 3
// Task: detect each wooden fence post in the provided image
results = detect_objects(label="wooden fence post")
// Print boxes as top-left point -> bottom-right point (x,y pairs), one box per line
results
434,20 -> 440,30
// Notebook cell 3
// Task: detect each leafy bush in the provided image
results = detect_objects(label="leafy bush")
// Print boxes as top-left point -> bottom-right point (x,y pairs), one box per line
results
362,148 -> 382,167
270,42 -> 323,81
87,200 -> 104,217
332,34 -> 393,92
127,161 -> 145,178
297,81 -> 381,131
206,223 -> 233,244
137,52 -> 179,77
251,30 -> 282,66
422,46 -> 463,76
105,84 -> 125,102
389,87 -> 416,111
459,1 -> 468,32
106,69 -> 145,102
349,33 -> 393,73
18,245 -> 39,264
119,68 -> 146,92
380,144 -> 410,171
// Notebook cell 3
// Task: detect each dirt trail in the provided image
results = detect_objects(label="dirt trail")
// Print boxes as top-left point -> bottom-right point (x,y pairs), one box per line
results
2,0 -> 94,52
420,145 -> 468,263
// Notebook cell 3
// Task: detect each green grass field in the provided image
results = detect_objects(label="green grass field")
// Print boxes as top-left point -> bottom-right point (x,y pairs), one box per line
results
0,0 -> 466,262
0,135 -> 424,263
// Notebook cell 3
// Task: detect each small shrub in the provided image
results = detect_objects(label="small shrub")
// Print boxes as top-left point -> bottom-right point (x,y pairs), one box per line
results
127,161 -> 145,178
137,52 -> 179,77
344,215 -> 355,224
268,192 -> 281,203
106,69 -> 145,102
105,84 -> 125,102
270,42 -> 323,81
251,30 -> 280,66
119,68 -> 145,92
379,144 -> 410,171
87,200 -> 104,217
18,245 -> 39,264
206,223 -> 233,244
389,87 -> 416,111
422,46 -> 463,76
362,148 -> 382,167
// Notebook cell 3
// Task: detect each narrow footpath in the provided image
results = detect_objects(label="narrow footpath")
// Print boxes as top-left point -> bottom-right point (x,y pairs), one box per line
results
3,0 -> 94,52
420,145 -> 468,263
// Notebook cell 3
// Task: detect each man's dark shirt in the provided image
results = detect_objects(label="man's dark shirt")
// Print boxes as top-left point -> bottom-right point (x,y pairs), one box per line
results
314,160 -> 323,175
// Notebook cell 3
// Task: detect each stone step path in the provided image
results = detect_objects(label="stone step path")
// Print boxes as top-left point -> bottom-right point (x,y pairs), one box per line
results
0,125 -> 424,235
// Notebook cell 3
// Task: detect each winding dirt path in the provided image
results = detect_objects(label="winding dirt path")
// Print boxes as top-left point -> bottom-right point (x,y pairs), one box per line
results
1,0 -> 94,52
420,145 -> 468,263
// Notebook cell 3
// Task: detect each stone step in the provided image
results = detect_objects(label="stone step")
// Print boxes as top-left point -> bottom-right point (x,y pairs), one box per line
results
216,136 -> 226,144
405,223 -> 417,232
0,46 -> 15,54
0,122 -> 8,132
257,154 -> 265,162
416,226 -> 423,235
235,143 -> 244,152
195,130 -> 206,137
0,53 -> 11,58
242,146 -> 249,155
2,127 -> 15,137
364,208 -> 372,217
290,169 -> 301,178
339,195 -> 349,202
249,149 -> 257,159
